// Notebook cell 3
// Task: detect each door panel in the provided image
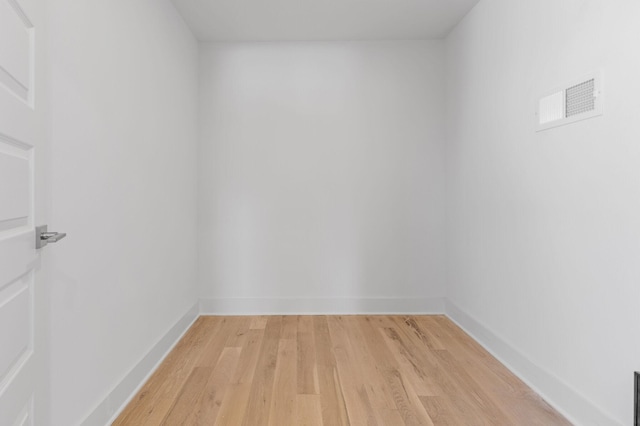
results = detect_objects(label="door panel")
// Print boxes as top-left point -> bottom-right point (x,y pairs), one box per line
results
0,0 -> 47,423
0,271 -> 33,390
0,138 -> 31,231
0,0 -> 32,103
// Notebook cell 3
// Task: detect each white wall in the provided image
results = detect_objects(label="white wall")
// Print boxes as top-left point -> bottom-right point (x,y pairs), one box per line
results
445,1 -> 640,424
199,41 -> 446,313
47,0 -> 199,424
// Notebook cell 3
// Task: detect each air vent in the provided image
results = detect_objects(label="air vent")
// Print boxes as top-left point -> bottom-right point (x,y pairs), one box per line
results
566,79 -> 596,117
536,73 -> 602,131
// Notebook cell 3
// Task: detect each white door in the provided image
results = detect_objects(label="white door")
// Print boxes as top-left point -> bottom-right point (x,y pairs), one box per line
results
0,0 -> 50,424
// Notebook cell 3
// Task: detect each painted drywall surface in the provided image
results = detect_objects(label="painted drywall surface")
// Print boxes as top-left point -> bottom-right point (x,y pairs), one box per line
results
199,42 -> 446,308
47,1 -> 199,424
445,0 -> 640,424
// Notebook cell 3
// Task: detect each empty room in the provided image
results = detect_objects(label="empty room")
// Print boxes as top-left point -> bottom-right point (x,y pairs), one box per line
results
0,0 -> 638,425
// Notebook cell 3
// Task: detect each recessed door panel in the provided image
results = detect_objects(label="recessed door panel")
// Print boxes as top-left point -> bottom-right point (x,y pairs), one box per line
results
0,0 -> 32,102
0,145 -> 31,229
0,273 -> 32,387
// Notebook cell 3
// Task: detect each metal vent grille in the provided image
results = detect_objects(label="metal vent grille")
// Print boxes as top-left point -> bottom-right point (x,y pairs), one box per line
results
536,73 -> 602,131
566,79 -> 595,118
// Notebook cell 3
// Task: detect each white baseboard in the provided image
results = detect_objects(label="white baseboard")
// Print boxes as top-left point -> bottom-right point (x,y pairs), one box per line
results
444,299 -> 619,426
81,302 -> 200,426
199,297 -> 445,315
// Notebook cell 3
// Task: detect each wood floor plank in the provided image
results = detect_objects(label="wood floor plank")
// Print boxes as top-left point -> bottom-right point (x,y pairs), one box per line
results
214,329 -> 265,425
379,326 -> 441,397
224,317 -> 252,348
118,398 -> 175,426
389,316 -> 493,423
281,315 -> 298,340
431,348 -> 514,425
114,315 -> 571,426
268,338 -> 297,426
250,316 -> 269,330
379,408 -> 407,425
214,383 -> 252,426
357,317 -> 434,426
342,317 -> 397,412
296,394 -> 323,426
186,347 -> 242,425
231,329 -> 266,385
402,316 -> 447,351
241,316 -> 283,426
161,367 -> 213,425
196,317 -> 244,368
297,316 -> 319,395
385,368 -> 435,426
419,396 -> 458,426
313,316 -> 350,426
333,347 -> 379,426
328,316 -> 380,426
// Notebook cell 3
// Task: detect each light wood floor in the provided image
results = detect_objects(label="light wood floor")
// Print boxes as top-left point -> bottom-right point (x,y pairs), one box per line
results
114,316 -> 570,425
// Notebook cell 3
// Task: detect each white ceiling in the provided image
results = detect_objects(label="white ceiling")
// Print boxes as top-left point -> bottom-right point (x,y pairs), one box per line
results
171,0 -> 481,41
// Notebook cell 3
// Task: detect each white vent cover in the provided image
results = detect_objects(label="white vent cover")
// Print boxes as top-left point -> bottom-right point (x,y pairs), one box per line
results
536,73 -> 603,131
